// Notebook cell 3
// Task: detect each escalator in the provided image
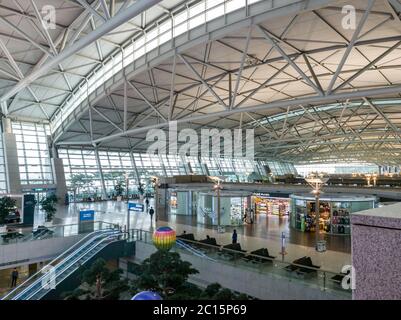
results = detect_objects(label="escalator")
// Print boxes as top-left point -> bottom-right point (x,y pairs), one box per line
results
2,228 -> 123,300
22,227 -> 54,242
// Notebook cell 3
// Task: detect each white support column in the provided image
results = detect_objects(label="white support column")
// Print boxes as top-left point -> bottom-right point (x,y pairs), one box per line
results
52,156 -> 68,205
48,134 -> 68,204
94,147 -> 107,199
159,154 -> 167,177
179,155 -> 189,175
129,151 -> 141,184
2,117 -> 22,194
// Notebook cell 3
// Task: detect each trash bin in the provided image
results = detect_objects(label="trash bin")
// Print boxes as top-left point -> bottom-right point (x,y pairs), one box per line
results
316,240 -> 327,252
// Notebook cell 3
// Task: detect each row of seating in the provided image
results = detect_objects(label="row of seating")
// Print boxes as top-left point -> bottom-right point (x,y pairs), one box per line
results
177,233 -> 349,288
177,233 -> 276,263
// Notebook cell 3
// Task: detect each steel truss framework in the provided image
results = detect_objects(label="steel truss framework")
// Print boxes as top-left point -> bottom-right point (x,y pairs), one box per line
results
1,0 -> 401,166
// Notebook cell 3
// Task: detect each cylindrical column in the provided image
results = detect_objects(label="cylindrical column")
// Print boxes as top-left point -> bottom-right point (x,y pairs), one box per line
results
94,147 -> 107,199
2,117 -> 22,193
2,117 -> 12,133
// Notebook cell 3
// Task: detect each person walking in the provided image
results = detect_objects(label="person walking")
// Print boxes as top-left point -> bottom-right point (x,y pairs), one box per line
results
145,197 -> 150,211
232,229 -> 238,244
10,268 -> 18,288
243,210 -> 248,223
149,206 -> 155,222
95,274 -> 102,299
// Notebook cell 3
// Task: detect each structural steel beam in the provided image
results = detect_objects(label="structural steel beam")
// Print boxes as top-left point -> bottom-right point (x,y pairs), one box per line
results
55,83 -> 401,146
0,0 -> 163,103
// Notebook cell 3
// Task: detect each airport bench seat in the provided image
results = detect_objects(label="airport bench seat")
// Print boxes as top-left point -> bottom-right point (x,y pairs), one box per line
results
219,243 -> 247,260
243,248 -> 276,264
285,256 -> 320,277
177,233 -> 196,241
198,237 -> 220,250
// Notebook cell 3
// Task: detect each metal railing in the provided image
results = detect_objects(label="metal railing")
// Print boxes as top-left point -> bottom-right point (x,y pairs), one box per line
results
130,229 -> 352,298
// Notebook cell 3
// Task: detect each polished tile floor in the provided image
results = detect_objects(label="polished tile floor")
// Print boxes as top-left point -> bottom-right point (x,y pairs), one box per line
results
43,200 -> 351,273
162,213 -> 351,254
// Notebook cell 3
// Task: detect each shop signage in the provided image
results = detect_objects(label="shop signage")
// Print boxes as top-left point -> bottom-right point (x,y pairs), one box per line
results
253,193 -> 270,197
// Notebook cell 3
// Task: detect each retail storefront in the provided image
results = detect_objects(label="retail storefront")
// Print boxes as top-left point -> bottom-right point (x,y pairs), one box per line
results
168,190 -> 196,215
290,193 -> 376,235
253,193 -> 289,217
196,191 -> 252,226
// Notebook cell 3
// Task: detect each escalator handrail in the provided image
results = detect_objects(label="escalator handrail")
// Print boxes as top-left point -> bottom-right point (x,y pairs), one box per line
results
11,230 -> 119,300
9,230 -> 119,300
1,228 -> 116,300
32,231 -> 123,300
20,231 -> 123,300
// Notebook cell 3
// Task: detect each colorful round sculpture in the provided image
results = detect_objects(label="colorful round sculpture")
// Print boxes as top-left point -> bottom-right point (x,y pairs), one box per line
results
153,226 -> 176,250
131,291 -> 162,300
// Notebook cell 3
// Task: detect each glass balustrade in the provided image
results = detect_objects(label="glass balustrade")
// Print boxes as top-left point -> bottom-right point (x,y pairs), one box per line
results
130,228 -> 352,298
0,221 -> 116,246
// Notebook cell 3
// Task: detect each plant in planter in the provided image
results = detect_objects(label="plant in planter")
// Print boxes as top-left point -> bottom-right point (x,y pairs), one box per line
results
0,196 -> 17,231
61,258 -> 128,300
40,194 -> 58,223
114,178 -> 126,201
131,250 -> 199,298
137,182 -> 144,196
103,171 -> 126,200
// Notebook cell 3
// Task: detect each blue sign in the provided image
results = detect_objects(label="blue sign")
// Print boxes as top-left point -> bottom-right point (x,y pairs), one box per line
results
128,202 -> 144,212
79,210 -> 95,221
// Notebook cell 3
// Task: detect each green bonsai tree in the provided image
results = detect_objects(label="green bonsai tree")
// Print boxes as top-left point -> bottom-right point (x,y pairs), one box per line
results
62,258 -> 128,300
130,252 -> 250,300
131,250 -> 199,298
40,193 -> 58,222
0,196 -> 17,225
200,283 -> 250,300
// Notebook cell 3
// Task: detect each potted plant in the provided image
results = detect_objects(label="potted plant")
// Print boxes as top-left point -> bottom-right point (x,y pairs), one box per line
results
40,194 -> 58,226
114,178 -> 126,202
137,182 -> 145,200
0,196 -> 17,233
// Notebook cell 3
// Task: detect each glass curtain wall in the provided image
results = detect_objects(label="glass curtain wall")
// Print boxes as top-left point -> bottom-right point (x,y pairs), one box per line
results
59,147 -> 297,198
295,163 -> 379,177
12,121 -> 53,185
58,149 -> 101,198
99,150 -> 133,193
